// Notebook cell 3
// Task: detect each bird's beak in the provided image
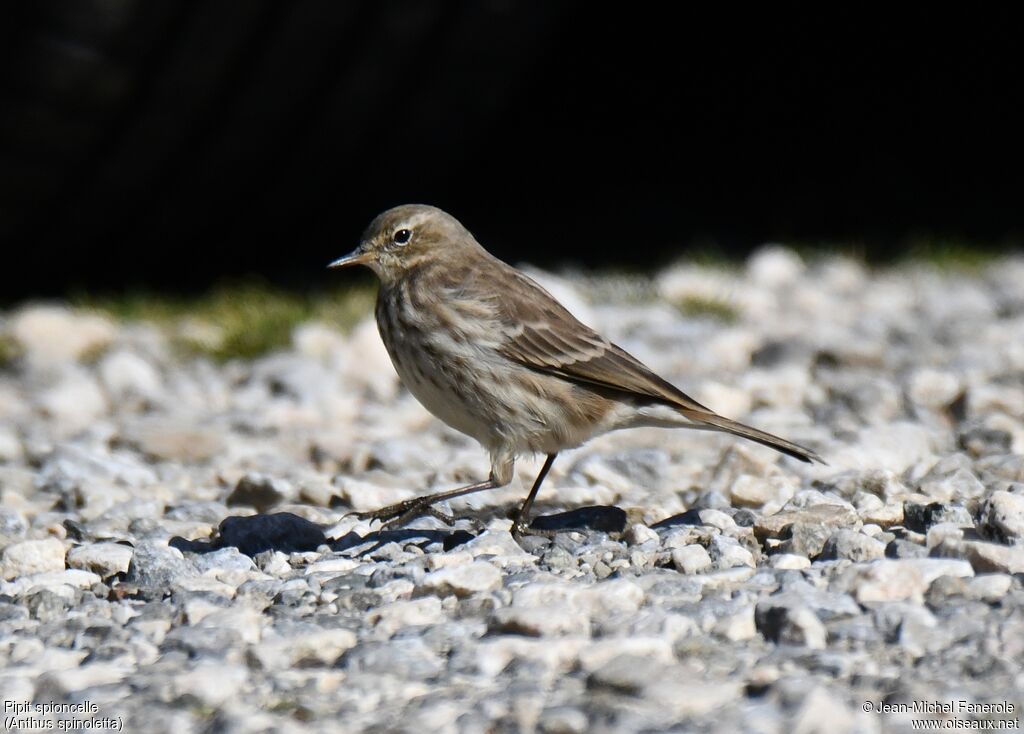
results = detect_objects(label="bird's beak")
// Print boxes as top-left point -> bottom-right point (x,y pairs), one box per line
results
327,248 -> 374,269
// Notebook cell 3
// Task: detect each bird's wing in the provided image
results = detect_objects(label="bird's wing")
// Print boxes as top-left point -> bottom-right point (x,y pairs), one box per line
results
490,266 -> 713,413
482,263 -> 823,464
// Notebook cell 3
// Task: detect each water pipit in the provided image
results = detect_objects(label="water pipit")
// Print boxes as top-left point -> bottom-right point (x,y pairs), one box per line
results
330,204 -> 822,536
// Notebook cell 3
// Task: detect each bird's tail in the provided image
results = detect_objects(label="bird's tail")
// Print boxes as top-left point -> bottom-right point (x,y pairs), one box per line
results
677,407 -> 825,464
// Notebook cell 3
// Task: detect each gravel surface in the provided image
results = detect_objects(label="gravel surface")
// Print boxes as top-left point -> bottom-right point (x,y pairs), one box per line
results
2,250 -> 1024,733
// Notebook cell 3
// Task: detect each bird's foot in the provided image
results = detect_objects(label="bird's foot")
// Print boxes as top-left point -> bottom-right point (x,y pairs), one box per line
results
347,498 -> 452,529
348,498 -> 483,533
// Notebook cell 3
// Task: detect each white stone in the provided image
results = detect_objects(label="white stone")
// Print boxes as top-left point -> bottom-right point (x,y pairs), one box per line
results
855,493 -> 905,526
419,561 -> 501,597
125,416 -> 225,462
672,544 -> 713,575
964,573 -> 1013,602
368,597 -> 446,635
907,368 -> 963,409
843,558 -> 974,603
343,318 -> 399,400
1,537 -> 65,580
248,628 -> 356,669
0,569 -> 101,597
576,637 -> 674,671
709,535 -> 755,569
337,479 -> 415,512
583,579 -> 645,616
98,349 -> 163,401
926,522 -> 964,549
696,382 -> 752,423
715,606 -> 758,641
38,663 -> 130,694
977,490 -> 1024,543
510,578 -> 644,618
171,663 -> 248,706
932,538 -> 1024,574
471,637 -> 584,678
292,322 -> 346,361
303,557 -> 360,575
424,550 -> 474,571
691,566 -> 757,590
647,679 -> 745,718
0,425 -> 23,462
770,553 -> 811,570
11,305 -> 117,364
37,369 -> 108,432
625,523 -> 659,546
490,606 -> 591,638
697,509 -> 737,532
66,542 -> 134,577
832,422 -> 934,473
747,246 -> 806,288
793,686 -> 858,734
172,576 -> 236,598
728,475 -> 772,507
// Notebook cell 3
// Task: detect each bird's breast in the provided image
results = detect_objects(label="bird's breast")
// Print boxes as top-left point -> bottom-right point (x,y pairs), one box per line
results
374,284 -> 507,444
373,281 -> 621,455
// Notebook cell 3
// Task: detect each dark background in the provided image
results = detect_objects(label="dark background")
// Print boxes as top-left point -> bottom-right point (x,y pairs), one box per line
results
1,2 -> 1021,302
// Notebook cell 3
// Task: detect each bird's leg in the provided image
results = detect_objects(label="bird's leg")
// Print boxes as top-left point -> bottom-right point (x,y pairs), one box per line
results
350,478 -> 499,529
511,453 -> 558,538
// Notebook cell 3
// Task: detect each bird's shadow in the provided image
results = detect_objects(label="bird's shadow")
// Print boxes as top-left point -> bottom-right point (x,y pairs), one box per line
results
169,505 -> 632,560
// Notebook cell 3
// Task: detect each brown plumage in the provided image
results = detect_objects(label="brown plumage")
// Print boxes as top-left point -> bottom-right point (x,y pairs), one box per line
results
329,204 -> 823,535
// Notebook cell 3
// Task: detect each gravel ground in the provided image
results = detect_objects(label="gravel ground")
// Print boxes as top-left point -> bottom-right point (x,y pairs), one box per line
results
2,249 -> 1024,733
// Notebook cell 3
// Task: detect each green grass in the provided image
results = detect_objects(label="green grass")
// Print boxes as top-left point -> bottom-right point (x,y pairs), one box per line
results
674,294 -> 740,323
75,279 -> 376,361
900,238 -> 1010,272
0,332 -> 22,366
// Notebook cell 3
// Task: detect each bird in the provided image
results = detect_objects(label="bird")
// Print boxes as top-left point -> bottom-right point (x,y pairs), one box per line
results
329,204 -> 823,536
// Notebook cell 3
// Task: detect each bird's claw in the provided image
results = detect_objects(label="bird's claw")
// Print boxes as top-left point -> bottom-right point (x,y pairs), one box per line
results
342,498 -> 421,525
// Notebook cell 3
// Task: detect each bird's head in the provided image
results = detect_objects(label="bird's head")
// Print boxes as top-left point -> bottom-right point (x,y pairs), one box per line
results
328,204 -> 473,283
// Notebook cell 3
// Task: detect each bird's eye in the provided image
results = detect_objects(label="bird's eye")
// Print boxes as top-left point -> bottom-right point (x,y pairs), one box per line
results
393,228 -> 412,245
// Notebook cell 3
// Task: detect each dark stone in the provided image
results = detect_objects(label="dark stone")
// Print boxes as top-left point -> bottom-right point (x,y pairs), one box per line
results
731,509 -> 758,528
0,602 -> 29,622
651,509 -> 704,529
885,539 -> 929,559
175,512 -> 327,557
27,589 -> 69,622
541,544 -> 577,570
368,564 -> 424,588
751,339 -> 804,367
338,639 -> 444,679
586,654 -> 662,695
442,530 -> 476,551
83,643 -> 135,664
226,474 -> 286,512
903,503 -> 973,533
162,625 -> 243,659
925,575 -> 967,607
334,589 -> 383,613
530,505 -> 628,534
61,518 -> 89,542
754,600 -> 824,647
